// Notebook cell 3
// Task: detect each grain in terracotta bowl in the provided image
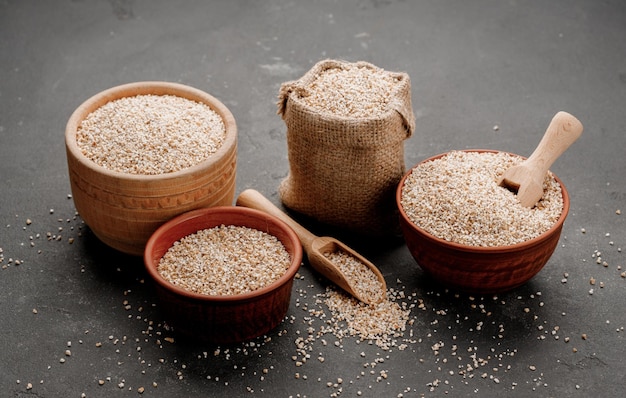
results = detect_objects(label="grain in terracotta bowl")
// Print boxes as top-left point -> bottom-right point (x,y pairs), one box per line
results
144,206 -> 302,343
396,149 -> 569,293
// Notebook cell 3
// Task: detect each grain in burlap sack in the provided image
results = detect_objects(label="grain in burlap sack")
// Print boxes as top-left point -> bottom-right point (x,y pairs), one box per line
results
277,59 -> 415,236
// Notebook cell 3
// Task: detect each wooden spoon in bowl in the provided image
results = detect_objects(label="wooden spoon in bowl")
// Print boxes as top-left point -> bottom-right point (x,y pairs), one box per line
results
499,111 -> 583,207
236,189 -> 387,305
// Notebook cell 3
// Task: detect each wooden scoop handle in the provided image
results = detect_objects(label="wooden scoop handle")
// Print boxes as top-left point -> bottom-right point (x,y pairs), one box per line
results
236,189 -> 317,253
525,111 -> 583,177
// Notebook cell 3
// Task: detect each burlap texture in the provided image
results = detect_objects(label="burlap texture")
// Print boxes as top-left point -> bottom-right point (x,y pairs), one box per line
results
277,59 -> 415,236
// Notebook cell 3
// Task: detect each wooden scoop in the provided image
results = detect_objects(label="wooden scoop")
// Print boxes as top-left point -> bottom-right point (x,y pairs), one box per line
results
499,111 -> 583,207
236,189 -> 387,304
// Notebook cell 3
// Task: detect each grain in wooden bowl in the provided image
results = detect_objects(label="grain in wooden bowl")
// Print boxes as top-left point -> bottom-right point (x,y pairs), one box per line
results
144,206 -> 303,344
396,150 -> 570,294
65,81 -> 237,256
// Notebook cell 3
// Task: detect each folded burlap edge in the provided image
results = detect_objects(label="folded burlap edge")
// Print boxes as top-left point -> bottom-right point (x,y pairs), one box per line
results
277,59 -> 415,140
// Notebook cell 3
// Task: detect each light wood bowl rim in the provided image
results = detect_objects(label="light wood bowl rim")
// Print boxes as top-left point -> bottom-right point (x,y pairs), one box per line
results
65,81 -> 237,182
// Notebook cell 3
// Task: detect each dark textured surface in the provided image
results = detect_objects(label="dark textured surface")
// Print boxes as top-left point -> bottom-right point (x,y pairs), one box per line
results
1,1 -> 625,397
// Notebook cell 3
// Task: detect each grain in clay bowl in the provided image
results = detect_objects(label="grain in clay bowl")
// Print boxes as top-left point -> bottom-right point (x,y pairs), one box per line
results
144,206 -> 303,343
65,81 -> 237,256
396,150 -> 570,294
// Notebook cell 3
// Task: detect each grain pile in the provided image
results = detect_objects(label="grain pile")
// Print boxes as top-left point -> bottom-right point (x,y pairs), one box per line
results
319,286 -> 412,350
401,151 -> 563,247
76,94 -> 225,175
297,63 -> 402,118
157,225 -> 290,296
323,249 -> 384,304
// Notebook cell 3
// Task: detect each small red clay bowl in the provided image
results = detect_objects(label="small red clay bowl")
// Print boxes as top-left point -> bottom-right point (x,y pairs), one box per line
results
144,206 -> 302,344
396,150 -> 570,294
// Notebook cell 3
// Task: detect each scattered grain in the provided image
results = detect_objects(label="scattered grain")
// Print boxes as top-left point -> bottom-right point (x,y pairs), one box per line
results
321,287 -> 410,350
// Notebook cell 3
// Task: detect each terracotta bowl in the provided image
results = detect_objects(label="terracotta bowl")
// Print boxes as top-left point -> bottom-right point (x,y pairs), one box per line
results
144,206 -> 303,344
396,150 -> 570,294
65,81 -> 237,256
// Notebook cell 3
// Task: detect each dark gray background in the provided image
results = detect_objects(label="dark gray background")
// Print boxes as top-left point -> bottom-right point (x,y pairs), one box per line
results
1,0 -> 625,397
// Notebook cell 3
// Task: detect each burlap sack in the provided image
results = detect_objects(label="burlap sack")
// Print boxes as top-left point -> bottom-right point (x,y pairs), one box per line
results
277,59 -> 415,236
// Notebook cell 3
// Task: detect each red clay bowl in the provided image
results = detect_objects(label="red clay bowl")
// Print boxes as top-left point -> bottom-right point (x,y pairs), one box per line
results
396,150 -> 570,294
144,206 -> 303,344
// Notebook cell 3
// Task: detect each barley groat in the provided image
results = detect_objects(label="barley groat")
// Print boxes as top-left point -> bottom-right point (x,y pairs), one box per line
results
76,94 -> 225,175
400,151 -> 563,247
157,225 -> 291,296
297,63 -> 403,118
323,250 -> 384,304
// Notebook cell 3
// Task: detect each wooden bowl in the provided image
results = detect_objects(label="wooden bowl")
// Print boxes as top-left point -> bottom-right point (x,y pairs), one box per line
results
144,206 -> 303,344
65,81 -> 237,256
396,150 -> 570,294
